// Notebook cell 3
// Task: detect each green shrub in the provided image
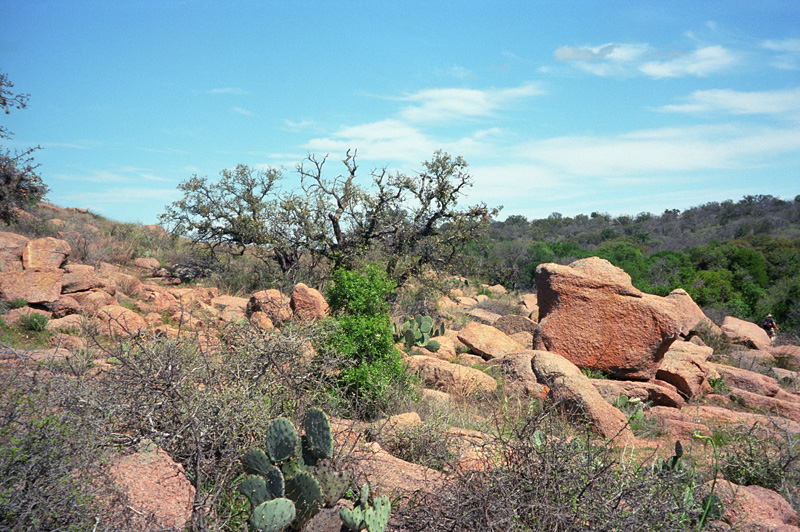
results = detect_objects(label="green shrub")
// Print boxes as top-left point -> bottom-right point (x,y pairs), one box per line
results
19,311 -> 49,332
322,265 -> 417,420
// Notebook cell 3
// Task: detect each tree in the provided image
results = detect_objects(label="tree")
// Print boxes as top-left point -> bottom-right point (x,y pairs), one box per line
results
161,150 -> 497,286
0,72 -> 48,223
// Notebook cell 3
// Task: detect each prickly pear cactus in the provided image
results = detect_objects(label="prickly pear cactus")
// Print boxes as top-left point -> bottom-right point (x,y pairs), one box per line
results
285,471 -> 324,527
266,417 -> 298,464
249,497 -> 296,532
365,494 -> 391,532
239,475 -> 269,509
242,449 -> 273,477
341,483 -> 391,532
339,506 -> 365,530
314,461 -> 352,506
304,407 -> 333,459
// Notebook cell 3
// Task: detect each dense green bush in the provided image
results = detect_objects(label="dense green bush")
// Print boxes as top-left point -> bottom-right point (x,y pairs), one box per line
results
323,264 -> 416,420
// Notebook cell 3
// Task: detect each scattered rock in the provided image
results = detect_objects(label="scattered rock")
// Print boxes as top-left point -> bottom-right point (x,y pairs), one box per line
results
46,314 -> 86,333
134,257 -> 161,270
247,289 -> 292,325
531,350 -> 632,440
0,269 -> 63,304
493,314 -> 539,337
61,264 -> 106,294
709,362 -> 780,397
94,305 -> 147,337
107,441 -> 195,532
699,481 -> 799,532
22,237 -> 71,270
721,316 -> 772,351
655,341 -> 713,398
406,355 -> 498,395
468,307 -> 502,325
592,378 -> 684,409
498,352 -> 549,399
291,283 -> 329,320
457,322 -> 524,359
0,232 -> 29,272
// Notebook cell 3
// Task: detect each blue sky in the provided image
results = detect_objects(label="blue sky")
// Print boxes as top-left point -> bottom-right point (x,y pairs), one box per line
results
2,0 -> 800,225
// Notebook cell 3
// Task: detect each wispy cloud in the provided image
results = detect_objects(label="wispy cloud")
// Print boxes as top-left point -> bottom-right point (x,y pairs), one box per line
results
660,88 -> 800,116
284,119 -> 316,131
232,107 -> 255,116
639,45 -> 737,78
513,124 -> 800,176
554,43 -> 649,76
555,42 -> 736,78
208,87 -> 250,95
306,119 -> 435,163
397,82 -> 544,123
761,38 -> 800,70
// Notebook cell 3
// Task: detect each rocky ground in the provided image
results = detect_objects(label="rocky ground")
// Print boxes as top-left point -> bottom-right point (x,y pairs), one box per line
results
2,206 -> 800,531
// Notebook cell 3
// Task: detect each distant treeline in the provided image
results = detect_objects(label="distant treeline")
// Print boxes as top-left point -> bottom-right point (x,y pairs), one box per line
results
467,194 -> 800,333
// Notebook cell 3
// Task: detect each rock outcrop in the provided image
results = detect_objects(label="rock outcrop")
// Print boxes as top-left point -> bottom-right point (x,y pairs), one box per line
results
531,349 -> 632,440
457,322 -> 524,359
721,316 -> 772,350
535,257 -> 712,380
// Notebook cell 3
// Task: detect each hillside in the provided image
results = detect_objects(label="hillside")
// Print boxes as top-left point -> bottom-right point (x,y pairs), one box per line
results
2,202 -> 800,531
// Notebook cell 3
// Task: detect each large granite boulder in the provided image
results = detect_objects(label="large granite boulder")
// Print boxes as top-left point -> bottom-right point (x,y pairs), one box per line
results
531,350 -> 632,440
247,289 -> 292,325
0,269 -> 63,304
405,355 -> 498,395
655,341 -> 713,398
535,257 -> 712,380
290,283 -> 329,320
721,316 -> 772,351
457,322 -> 524,360
0,232 -> 29,272
22,237 -> 71,270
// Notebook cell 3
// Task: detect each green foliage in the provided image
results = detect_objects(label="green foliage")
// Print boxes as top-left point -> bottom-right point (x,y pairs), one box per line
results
323,265 -> 416,419
327,264 -> 394,317
19,311 -> 48,332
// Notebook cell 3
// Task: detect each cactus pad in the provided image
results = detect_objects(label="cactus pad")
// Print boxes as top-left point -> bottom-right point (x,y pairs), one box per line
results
315,461 -> 352,506
304,407 -> 333,459
239,475 -> 268,509
339,506 -> 365,531
265,417 -> 297,463
364,494 -> 391,532
242,449 -> 272,477
285,471 -> 323,527
249,497 -> 296,532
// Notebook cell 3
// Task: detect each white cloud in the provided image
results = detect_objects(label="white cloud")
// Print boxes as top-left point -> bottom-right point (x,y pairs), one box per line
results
761,38 -> 800,70
555,42 -> 736,78
554,43 -> 649,76
232,107 -> 255,116
761,38 -> 800,53
514,124 -> 800,176
660,88 -> 800,116
305,119 -> 435,163
284,119 -> 316,131
639,46 -> 736,78
397,82 -> 543,123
